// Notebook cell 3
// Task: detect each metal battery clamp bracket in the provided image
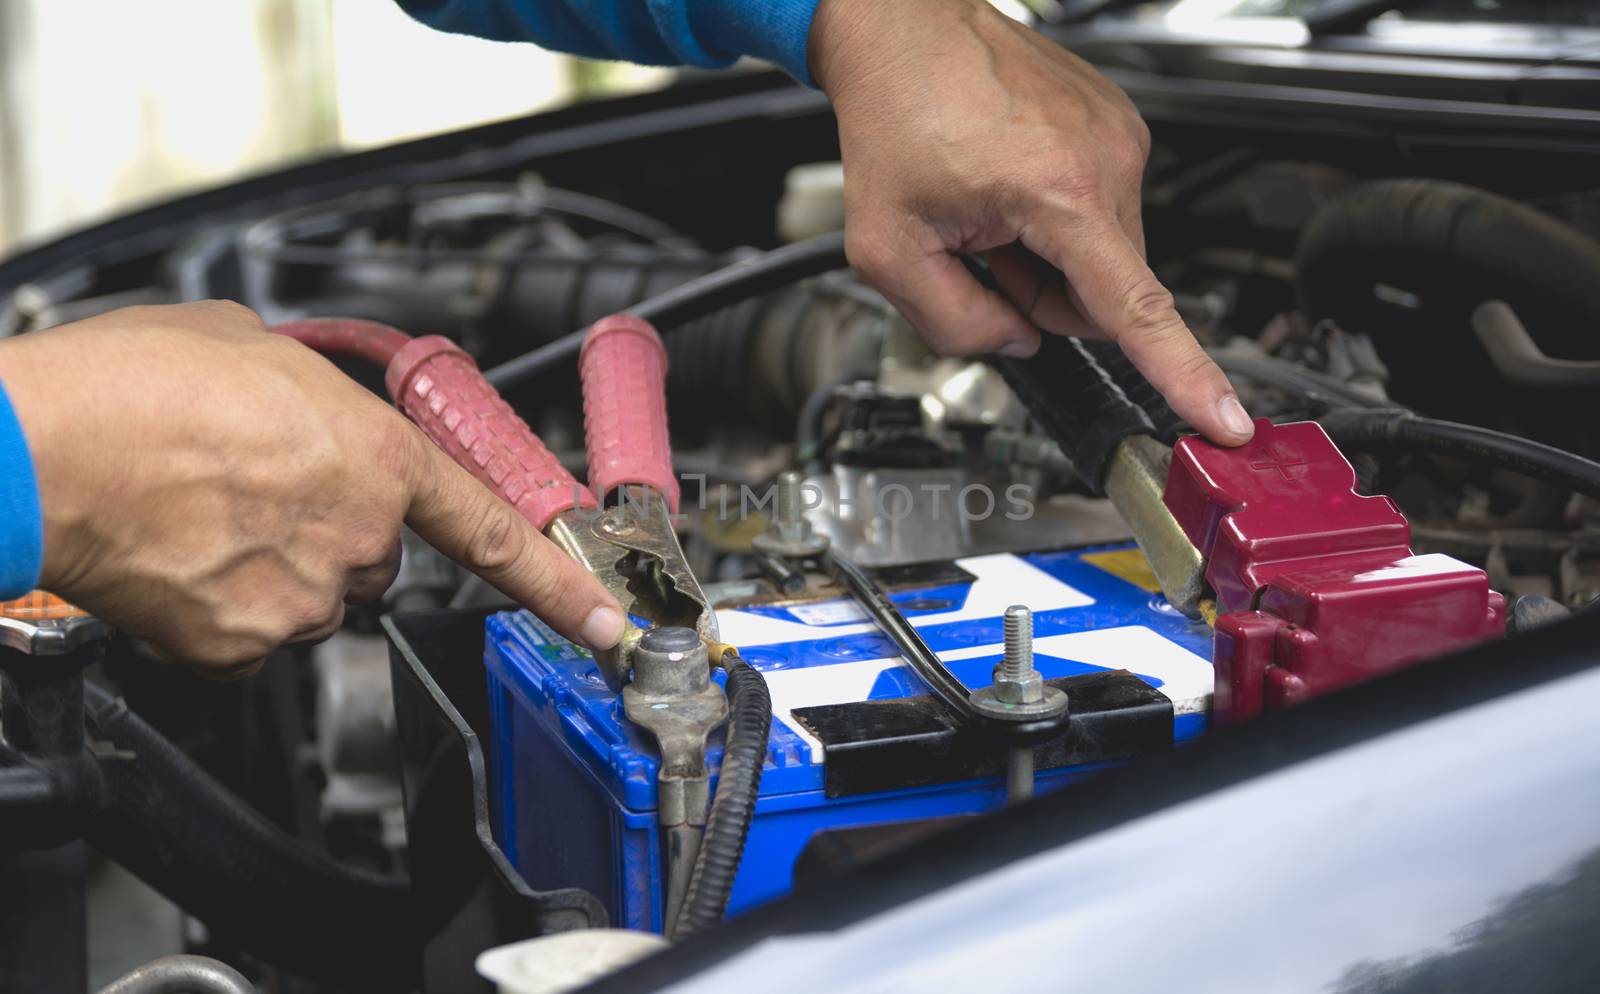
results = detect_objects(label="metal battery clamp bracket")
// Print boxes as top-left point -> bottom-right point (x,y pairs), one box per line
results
619,625 -> 726,928
824,552 -> 1070,803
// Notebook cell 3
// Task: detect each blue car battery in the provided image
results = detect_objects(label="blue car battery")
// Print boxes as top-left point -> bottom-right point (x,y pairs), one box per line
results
482,545 -> 1215,932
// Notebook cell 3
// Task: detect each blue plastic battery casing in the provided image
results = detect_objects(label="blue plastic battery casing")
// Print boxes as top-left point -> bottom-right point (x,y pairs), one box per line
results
482,545 -> 1214,932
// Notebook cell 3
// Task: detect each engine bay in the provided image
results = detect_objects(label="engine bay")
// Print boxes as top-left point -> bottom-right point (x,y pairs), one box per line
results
2,64 -> 1599,992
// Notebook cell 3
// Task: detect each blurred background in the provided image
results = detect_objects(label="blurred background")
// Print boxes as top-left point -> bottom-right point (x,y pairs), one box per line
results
0,0 -> 673,256
3,0 -> 1590,259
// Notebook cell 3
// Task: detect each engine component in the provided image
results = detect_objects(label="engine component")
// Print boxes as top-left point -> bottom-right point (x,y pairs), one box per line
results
0,593 -> 109,994
1294,178 -> 1600,447
1472,300 -> 1600,390
776,162 -> 845,244
82,680 -> 421,990
1165,419 -> 1505,724
1317,408 -> 1600,503
482,231 -> 850,392
237,183 -> 709,340
751,471 -> 829,560
94,955 -> 254,994
245,186 -> 882,443
312,631 -> 405,852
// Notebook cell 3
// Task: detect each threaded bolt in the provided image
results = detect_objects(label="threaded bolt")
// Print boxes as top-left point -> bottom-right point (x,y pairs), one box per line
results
775,470 -> 803,525
1000,605 -> 1034,682
751,470 -> 828,559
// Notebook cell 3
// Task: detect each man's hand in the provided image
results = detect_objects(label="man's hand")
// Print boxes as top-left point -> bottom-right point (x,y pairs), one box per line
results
0,301 -> 625,675
810,0 -> 1254,446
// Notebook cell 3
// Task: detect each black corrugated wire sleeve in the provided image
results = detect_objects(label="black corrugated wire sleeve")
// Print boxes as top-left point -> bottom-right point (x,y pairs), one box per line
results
671,652 -> 772,939
959,253 -> 1161,490
989,335 -> 1156,496
1082,340 -> 1185,444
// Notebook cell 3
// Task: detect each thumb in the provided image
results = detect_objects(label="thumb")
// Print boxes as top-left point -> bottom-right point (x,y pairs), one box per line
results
403,435 -> 625,652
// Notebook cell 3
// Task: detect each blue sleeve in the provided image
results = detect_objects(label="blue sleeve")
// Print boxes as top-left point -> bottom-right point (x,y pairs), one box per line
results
395,0 -> 823,86
0,379 -> 42,599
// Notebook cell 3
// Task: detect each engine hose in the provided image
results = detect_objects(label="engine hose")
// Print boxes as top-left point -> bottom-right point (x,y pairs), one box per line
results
1210,349 -> 1402,413
1317,409 -> 1600,503
81,683 -> 421,991
484,232 -> 849,391
94,956 -> 254,994
1294,179 -> 1600,437
671,652 -> 771,941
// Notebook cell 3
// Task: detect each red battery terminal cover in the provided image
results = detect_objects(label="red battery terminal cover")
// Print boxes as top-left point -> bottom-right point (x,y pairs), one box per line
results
1164,418 -> 1505,724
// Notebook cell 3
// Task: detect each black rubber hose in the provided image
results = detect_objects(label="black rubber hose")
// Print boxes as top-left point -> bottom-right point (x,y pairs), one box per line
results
671,653 -> 771,940
1318,409 -> 1600,503
81,683 -> 421,991
484,232 -> 848,391
1294,179 -> 1600,437
1209,350 -> 1401,413
796,368 -> 862,462
0,765 -> 54,809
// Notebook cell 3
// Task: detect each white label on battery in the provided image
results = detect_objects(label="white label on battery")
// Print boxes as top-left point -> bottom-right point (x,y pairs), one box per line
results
785,600 -> 871,626
717,553 -> 1094,648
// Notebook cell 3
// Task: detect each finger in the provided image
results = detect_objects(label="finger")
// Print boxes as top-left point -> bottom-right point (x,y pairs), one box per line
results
987,244 -> 1098,339
403,437 -> 625,651
1026,215 -> 1254,446
345,540 -> 403,604
1115,198 -> 1147,259
850,224 -> 1040,357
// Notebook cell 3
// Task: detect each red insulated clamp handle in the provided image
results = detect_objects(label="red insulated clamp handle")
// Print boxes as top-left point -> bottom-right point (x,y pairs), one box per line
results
386,336 -> 595,531
578,315 -> 678,513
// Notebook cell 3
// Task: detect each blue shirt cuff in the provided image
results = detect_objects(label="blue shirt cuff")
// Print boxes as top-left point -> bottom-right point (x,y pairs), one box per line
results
396,0 -> 824,87
670,0 -> 823,86
0,378 -> 43,599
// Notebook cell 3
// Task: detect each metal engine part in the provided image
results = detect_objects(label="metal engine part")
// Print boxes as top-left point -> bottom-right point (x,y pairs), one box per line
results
312,633 -> 405,852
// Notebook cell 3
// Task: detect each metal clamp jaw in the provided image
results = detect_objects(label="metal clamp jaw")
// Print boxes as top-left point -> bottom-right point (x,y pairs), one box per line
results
548,486 -> 720,693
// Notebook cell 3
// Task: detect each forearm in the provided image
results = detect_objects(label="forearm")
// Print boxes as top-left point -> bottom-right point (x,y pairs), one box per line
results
394,0 -> 822,84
